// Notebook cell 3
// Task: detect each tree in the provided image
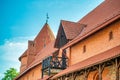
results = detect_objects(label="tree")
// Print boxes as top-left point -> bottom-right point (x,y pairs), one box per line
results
2,68 -> 19,80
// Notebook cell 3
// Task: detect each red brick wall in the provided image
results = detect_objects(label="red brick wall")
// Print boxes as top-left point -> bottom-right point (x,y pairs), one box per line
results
70,20 -> 120,65
19,64 -> 42,80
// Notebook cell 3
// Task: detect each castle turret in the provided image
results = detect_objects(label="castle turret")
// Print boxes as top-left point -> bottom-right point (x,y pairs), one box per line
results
19,50 -> 28,73
19,23 -> 55,72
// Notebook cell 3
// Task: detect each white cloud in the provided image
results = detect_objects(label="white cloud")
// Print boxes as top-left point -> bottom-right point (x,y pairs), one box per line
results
0,73 -> 4,79
0,36 -> 35,79
1,40 -> 27,62
1,36 -> 35,62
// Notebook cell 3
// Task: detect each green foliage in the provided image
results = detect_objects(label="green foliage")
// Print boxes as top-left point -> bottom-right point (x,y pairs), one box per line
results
2,68 -> 19,80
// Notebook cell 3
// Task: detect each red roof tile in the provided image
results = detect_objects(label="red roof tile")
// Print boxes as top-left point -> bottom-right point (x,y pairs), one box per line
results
62,0 -> 120,49
19,23 -> 55,61
34,23 -> 55,55
61,20 -> 86,39
52,45 -> 120,79
54,20 -> 86,48
78,0 -> 120,36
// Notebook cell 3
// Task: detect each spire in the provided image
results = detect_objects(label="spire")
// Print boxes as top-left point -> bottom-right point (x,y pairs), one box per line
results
46,13 -> 49,23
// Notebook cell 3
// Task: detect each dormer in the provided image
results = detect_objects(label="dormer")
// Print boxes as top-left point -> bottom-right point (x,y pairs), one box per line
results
54,20 -> 86,48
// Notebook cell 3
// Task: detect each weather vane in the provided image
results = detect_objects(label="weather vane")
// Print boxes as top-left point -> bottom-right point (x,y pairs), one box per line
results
46,13 -> 49,23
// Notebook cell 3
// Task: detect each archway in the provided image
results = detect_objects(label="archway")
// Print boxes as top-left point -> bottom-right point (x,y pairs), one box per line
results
93,72 -> 99,80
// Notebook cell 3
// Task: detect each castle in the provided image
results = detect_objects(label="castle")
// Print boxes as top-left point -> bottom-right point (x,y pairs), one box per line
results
15,0 -> 120,80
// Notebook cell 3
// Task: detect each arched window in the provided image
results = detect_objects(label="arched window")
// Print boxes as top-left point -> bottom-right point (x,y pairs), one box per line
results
95,75 -> 99,80
43,38 -> 46,47
93,72 -> 99,80
83,45 -> 86,53
32,72 -> 34,77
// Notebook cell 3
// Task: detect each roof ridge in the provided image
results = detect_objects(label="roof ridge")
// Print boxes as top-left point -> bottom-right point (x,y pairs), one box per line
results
34,23 -> 55,41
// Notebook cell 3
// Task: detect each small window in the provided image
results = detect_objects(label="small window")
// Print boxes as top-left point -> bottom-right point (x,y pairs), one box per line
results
44,43 -> 46,47
61,34 -> 64,38
83,45 -> 86,53
43,38 -> 46,47
32,44 -> 34,47
32,72 -> 34,77
109,31 -> 113,40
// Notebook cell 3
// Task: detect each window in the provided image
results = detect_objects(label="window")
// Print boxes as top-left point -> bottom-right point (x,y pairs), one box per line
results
109,31 -> 113,40
32,44 -> 34,47
83,45 -> 86,53
27,76 -> 29,80
32,72 -> 34,77
43,38 -> 46,47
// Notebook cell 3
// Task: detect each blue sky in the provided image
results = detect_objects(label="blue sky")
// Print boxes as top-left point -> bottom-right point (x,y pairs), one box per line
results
0,0 -> 104,79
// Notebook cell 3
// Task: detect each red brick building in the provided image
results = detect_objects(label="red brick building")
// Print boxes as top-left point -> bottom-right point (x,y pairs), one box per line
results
15,0 -> 120,80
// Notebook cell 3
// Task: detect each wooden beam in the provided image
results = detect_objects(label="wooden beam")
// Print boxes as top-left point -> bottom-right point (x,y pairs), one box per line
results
42,70 -> 43,78
115,58 -> 119,80
60,77 -> 62,80
73,72 -> 78,80
118,57 -> 120,80
98,64 -> 102,80
70,73 -> 74,80
95,63 -> 105,80
48,67 -> 51,76
84,69 -> 90,80
118,57 -> 120,68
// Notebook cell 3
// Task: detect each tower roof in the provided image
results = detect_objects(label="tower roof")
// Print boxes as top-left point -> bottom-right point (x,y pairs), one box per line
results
33,23 -> 55,55
19,23 -> 55,60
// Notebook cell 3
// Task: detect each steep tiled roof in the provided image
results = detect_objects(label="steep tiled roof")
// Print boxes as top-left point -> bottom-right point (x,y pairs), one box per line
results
34,23 -> 55,55
78,0 -> 120,36
54,20 -> 86,48
52,45 -> 120,79
62,0 -> 120,49
19,23 -> 55,61
61,20 -> 86,39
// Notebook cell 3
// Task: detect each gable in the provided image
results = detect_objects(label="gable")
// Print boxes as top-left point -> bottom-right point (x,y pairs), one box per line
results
54,24 -> 68,48
55,20 -> 86,48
